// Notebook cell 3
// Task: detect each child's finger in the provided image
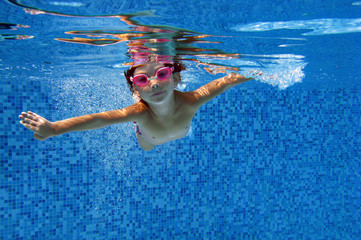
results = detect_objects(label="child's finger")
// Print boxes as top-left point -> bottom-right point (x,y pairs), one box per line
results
28,111 -> 42,121
26,119 -> 38,126
26,112 -> 37,120
20,112 -> 31,120
19,114 -> 36,124
22,113 -> 41,123
20,121 -> 37,131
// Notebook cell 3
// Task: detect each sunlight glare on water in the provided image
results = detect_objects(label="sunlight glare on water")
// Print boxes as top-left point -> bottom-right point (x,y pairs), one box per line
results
232,18 -> 361,36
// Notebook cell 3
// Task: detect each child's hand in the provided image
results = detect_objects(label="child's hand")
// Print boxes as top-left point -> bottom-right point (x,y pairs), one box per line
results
224,72 -> 252,85
225,70 -> 263,84
19,111 -> 54,140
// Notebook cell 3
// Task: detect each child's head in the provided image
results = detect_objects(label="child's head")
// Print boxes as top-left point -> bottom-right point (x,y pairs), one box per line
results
124,60 -> 185,96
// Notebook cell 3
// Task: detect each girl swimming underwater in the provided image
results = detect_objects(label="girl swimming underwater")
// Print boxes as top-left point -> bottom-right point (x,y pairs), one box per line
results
19,59 -> 253,151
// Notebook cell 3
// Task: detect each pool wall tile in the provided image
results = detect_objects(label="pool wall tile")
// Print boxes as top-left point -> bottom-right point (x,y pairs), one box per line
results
1,76 -> 361,239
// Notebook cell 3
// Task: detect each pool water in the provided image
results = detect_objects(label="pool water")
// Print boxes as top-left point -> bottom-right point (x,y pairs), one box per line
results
1,0 -> 361,239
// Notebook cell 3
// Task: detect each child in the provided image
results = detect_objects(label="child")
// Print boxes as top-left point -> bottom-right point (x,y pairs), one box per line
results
19,59 -> 253,151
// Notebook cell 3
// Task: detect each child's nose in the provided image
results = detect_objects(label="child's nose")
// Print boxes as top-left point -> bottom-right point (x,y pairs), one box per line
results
149,77 -> 160,89
151,82 -> 160,89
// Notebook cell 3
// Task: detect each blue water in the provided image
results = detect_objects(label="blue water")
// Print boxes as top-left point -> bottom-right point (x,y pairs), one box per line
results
1,0 -> 361,239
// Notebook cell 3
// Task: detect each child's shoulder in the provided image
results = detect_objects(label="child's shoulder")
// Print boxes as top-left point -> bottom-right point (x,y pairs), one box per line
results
131,100 -> 150,112
124,100 -> 149,116
121,101 -> 151,124
175,90 -> 197,103
175,90 -> 201,112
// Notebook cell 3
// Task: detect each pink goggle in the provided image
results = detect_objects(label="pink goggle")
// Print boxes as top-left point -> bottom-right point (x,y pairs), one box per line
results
130,66 -> 174,87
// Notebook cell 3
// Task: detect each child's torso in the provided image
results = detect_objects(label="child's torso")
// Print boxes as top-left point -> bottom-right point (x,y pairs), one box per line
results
138,110 -> 194,145
137,92 -> 196,145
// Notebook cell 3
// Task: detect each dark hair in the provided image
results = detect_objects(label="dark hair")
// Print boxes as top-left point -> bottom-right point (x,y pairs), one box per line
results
124,61 -> 186,95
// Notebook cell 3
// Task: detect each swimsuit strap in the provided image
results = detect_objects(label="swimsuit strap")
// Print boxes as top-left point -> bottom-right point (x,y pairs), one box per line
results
133,121 -> 142,135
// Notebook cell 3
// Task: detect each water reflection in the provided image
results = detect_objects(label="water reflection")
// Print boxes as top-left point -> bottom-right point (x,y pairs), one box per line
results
13,3 -> 241,72
232,18 -> 361,36
0,22 -> 33,40
7,0 -> 307,89
0,22 -> 29,30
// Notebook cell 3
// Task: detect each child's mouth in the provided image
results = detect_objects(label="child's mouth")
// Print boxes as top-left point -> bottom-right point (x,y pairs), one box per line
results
152,91 -> 164,96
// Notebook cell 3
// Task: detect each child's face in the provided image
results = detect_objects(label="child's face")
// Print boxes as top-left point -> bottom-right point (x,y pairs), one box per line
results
133,62 -> 176,104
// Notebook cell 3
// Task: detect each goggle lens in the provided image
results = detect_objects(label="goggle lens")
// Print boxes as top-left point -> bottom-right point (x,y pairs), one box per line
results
133,75 -> 148,86
156,67 -> 172,80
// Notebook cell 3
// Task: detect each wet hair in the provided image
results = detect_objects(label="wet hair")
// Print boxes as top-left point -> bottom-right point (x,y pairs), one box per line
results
124,61 -> 186,95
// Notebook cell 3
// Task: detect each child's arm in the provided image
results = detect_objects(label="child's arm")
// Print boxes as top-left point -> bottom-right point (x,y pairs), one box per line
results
190,73 -> 253,108
19,104 -> 144,140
